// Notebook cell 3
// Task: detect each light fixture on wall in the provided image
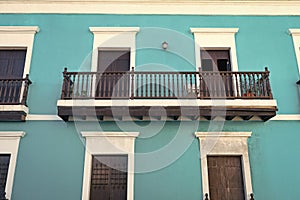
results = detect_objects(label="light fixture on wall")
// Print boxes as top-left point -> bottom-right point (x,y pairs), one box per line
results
162,41 -> 168,50
297,80 -> 300,85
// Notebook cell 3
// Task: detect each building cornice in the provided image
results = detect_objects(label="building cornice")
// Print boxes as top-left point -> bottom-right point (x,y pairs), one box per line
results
2,1 -> 300,15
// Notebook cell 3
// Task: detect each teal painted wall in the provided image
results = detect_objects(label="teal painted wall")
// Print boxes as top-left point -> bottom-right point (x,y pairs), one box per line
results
0,121 -> 299,200
0,15 -> 299,114
0,14 -> 300,200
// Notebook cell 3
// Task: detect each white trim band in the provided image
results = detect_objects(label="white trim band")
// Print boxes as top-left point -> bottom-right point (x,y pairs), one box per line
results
3,1 -> 300,15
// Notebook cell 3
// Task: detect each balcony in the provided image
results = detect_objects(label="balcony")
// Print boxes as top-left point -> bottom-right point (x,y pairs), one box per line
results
57,68 -> 277,121
0,75 -> 31,121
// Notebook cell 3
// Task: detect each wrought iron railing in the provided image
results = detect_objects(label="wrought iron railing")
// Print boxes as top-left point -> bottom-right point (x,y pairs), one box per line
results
0,74 -> 31,105
60,68 -> 273,100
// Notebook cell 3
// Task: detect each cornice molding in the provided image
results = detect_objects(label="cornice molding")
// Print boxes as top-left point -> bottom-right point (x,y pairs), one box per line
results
190,28 -> 239,34
2,1 -> 300,15
0,26 -> 40,34
89,27 -> 140,33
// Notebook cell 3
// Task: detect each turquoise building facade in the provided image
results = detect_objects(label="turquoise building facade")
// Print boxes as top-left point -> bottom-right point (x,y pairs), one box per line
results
0,1 -> 300,200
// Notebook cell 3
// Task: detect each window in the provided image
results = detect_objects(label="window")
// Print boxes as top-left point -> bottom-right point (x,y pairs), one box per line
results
0,154 -> 10,198
81,132 -> 139,200
200,50 -> 231,72
195,132 -> 253,200
0,131 -> 25,199
190,28 -> 239,71
0,26 -> 38,119
96,50 -> 131,98
89,27 -> 139,99
98,50 -> 130,73
289,29 -> 300,75
90,155 -> 128,200
0,26 -> 39,77
0,50 -> 27,104
89,27 -> 139,72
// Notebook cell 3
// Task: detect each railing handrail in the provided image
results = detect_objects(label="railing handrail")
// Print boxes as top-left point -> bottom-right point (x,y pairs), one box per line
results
60,68 -> 273,100
64,70 -> 269,75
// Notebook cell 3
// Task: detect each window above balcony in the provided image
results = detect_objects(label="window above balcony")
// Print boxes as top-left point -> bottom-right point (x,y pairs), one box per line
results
0,26 -> 38,121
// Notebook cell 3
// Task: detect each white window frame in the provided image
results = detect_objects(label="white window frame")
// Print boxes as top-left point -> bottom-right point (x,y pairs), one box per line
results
0,26 -> 39,112
195,132 -> 253,200
190,28 -> 239,72
0,131 -> 25,199
289,29 -> 300,75
0,26 -> 39,77
81,131 -> 139,200
89,27 -> 140,72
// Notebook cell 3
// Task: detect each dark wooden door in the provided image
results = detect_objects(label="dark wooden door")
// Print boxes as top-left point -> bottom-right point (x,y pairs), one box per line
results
90,155 -> 128,200
0,50 -> 26,103
200,50 -> 234,98
96,50 -> 130,98
207,156 -> 245,200
0,154 -> 11,197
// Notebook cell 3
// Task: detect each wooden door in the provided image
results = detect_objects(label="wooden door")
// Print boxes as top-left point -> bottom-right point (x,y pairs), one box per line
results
200,50 -> 234,98
90,155 -> 128,200
0,50 -> 26,103
96,50 -> 130,98
207,156 -> 245,200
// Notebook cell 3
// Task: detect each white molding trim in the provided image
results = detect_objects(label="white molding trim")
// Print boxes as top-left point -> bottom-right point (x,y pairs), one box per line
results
81,131 -> 140,137
0,105 -> 28,113
26,114 -> 62,121
0,26 -> 39,77
270,114 -> 300,120
190,28 -> 239,34
190,27 -> 239,72
81,131 -> 139,200
57,99 -> 277,107
0,26 -> 39,34
0,131 -> 25,199
24,113 -> 300,121
0,131 -> 25,137
289,28 -> 300,75
195,131 -> 253,200
3,1 -> 300,15
89,27 -> 139,72
89,27 -> 140,33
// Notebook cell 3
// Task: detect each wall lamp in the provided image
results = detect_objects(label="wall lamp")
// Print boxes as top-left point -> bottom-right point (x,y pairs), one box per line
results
297,80 -> 300,85
162,41 -> 168,50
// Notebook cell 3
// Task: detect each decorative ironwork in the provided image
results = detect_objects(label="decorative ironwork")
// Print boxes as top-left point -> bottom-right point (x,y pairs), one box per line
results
0,75 -> 31,105
60,68 -> 273,100
250,193 -> 255,200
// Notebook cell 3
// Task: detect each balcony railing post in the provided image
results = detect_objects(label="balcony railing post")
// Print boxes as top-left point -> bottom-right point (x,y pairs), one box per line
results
264,67 -> 273,99
21,74 -> 31,106
204,193 -> 209,200
61,68 -> 68,99
198,67 -> 203,99
130,67 -> 134,99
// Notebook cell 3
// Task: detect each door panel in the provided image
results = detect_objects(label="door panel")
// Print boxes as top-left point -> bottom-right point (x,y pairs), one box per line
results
0,50 -> 26,103
200,50 -> 234,98
96,51 -> 130,98
207,156 -> 245,200
90,155 -> 128,200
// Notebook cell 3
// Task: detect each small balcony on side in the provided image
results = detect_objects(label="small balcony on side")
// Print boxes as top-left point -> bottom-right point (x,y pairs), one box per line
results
57,68 -> 277,121
0,75 -> 31,121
